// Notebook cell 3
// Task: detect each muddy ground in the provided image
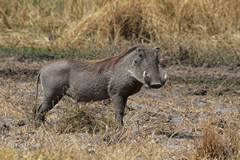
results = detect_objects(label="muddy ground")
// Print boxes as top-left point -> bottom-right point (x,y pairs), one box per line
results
0,57 -> 239,159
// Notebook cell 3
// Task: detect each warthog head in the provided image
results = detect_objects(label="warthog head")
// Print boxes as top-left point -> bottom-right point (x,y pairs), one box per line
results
128,46 -> 167,88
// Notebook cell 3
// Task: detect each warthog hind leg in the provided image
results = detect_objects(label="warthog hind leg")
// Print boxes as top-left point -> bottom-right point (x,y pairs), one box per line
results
35,93 -> 63,128
34,103 -> 46,127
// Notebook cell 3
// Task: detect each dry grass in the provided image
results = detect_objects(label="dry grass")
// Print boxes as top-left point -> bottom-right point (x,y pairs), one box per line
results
0,58 -> 240,159
0,0 -> 240,63
0,2 -> 240,158
194,123 -> 240,160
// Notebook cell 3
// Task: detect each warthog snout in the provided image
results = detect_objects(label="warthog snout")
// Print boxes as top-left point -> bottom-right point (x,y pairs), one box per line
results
143,71 -> 167,89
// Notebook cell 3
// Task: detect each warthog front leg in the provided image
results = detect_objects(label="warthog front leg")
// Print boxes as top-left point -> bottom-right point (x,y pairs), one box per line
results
111,95 -> 127,127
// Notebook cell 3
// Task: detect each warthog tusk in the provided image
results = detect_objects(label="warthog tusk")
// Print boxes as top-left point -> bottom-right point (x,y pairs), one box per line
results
143,71 -> 147,78
164,73 -> 167,79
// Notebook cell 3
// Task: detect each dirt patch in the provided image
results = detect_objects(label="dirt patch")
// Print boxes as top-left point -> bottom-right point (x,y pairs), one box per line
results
0,58 -> 239,159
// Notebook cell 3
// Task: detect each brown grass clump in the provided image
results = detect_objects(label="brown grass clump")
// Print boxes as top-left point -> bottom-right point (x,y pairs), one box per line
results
54,0 -> 151,48
194,123 -> 240,160
0,148 -> 18,160
0,0 -> 240,63
56,105 -> 115,134
55,0 -> 240,54
0,0 -> 107,48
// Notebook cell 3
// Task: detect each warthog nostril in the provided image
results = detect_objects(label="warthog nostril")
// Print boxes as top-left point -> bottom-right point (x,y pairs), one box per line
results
150,82 -> 162,89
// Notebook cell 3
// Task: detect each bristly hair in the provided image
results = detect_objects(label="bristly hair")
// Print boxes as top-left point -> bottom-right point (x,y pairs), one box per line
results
89,45 -> 146,74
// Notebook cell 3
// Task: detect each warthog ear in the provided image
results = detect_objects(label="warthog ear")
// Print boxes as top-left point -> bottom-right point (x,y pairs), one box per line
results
154,47 -> 160,52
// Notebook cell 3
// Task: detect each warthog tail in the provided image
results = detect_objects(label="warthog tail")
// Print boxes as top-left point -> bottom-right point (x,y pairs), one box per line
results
33,72 -> 41,118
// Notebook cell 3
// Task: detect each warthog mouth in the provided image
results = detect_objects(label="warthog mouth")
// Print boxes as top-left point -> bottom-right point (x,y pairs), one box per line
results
150,83 -> 162,89
128,70 -> 167,89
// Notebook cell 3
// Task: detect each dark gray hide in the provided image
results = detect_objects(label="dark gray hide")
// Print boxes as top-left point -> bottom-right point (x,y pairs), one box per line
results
34,45 -> 167,128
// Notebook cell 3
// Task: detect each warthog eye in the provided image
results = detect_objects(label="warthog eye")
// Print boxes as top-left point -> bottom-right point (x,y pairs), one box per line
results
138,53 -> 143,58
154,47 -> 160,52
136,47 -> 142,52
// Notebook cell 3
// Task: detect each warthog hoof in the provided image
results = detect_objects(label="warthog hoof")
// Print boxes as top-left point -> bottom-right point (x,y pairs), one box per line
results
34,114 -> 45,128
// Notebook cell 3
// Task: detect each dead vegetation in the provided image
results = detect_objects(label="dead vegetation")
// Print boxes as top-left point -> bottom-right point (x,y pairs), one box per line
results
0,0 -> 240,64
194,123 -> 240,160
0,0 -> 240,159
0,58 -> 240,159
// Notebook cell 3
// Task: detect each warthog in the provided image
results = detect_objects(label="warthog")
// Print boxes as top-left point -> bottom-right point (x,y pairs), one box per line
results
34,45 -> 167,128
